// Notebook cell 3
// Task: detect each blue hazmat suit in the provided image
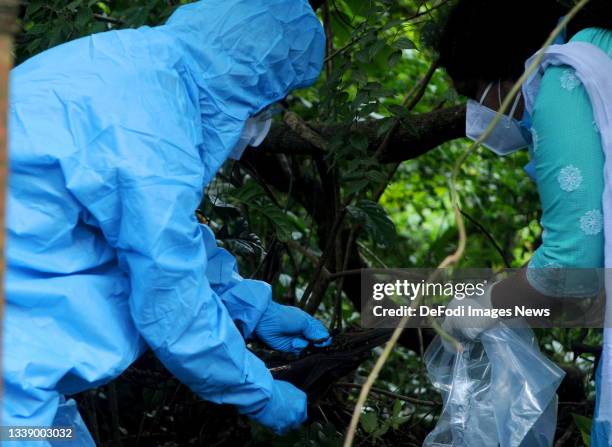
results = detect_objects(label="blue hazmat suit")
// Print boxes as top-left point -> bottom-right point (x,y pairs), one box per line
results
3,0 -> 327,443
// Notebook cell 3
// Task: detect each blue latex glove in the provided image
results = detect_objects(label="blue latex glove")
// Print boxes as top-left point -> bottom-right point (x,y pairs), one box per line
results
248,380 -> 308,434
254,301 -> 331,352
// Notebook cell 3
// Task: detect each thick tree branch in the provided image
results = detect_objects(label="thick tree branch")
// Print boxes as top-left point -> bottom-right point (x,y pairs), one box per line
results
377,105 -> 466,162
257,105 -> 466,163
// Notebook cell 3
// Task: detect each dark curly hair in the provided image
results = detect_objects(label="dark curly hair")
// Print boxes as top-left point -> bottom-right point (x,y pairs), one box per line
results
436,0 -> 611,98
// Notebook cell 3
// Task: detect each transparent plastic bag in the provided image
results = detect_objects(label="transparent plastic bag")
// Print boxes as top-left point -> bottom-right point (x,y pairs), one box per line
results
423,320 -> 565,447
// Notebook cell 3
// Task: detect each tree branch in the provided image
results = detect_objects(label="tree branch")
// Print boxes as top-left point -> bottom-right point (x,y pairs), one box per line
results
257,105 -> 466,163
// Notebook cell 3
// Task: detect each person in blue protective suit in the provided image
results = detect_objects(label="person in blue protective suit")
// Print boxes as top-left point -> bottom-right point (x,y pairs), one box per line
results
3,0 -> 331,443
433,0 -> 612,445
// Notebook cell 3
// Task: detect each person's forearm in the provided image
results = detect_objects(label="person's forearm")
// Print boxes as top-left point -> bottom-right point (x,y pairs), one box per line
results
491,269 -> 555,310
200,224 -> 272,338
490,268 -> 601,327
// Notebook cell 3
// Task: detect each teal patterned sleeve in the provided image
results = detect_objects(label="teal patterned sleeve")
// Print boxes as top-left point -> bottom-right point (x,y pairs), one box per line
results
526,28 -> 611,295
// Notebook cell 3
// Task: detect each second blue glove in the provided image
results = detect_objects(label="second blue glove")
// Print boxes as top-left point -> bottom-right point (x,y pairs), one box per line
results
254,301 -> 331,353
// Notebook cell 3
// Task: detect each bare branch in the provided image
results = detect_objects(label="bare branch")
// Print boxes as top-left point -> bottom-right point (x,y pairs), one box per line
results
93,13 -> 123,25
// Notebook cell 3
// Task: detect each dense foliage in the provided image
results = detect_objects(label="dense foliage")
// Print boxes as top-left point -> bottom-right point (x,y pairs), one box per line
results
16,1 -> 600,445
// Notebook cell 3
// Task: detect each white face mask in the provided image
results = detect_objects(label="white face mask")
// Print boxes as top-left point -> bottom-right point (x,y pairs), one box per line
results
229,110 -> 273,160
466,82 -> 529,156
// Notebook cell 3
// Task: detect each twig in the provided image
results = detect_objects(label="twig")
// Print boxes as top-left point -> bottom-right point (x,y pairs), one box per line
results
336,382 -> 440,406
93,13 -> 123,25
285,239 -> 324,266
554,424 -> 575,447
108,382 -> 124,447
400,0 -> 453,23
374,59 -> 439,159
331,229 -> 357,330
301,200 -> 351,313
460,208 -> 510,268
327,268 -> 362,281
323,23 -> 368,63
559,401 -> 590,406
571,343 -> 602,355
372,59 -> 439,203
86,391 -> 101,445
330,0 -> 356,31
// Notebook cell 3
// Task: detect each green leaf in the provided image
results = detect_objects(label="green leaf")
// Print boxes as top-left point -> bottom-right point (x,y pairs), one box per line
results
572,414 -> 592,447
25,23 -> 50,35
90,22 -> 108,33
120,5 -> 150,27
355,47 -> 370,64
360,412 -> 378,434
392,399 -> 402,417
366,170 -> 388,184
66,0 -> 84,12
76,7 -> 94,29
382,18 -> 405,31
352,69 -> 368,85
387,50 -> 403,67
47,23 -> 69,48
367,40 -> 386,60
372,422 -> 389,439
344,178 -> 370,196
349,132 -> 369,151
392,37 -> 415,50
96,1 -> 111,14
25,2 -> 45,16
232,181 -> 265,204
258,203 -> 295,242
25,38 -> 43,55
347,200 -> 397,246
390,416 -> 410,430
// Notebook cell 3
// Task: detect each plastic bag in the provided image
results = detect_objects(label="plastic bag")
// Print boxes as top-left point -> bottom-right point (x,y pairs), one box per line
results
423,320 -> 565,447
